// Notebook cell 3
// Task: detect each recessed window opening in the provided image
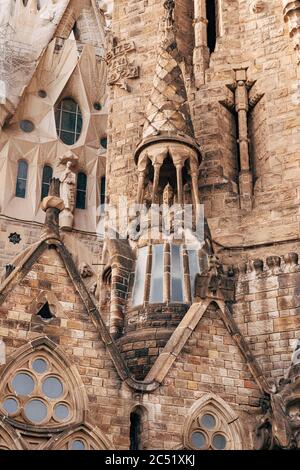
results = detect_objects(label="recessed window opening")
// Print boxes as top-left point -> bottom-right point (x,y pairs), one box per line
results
206,0 -> 217,53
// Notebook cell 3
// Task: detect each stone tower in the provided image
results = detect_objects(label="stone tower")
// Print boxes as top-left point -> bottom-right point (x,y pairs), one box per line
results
0,0 -> 300,452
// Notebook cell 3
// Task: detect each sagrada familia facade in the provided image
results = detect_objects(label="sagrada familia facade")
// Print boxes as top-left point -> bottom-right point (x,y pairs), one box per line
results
0,0 -> 300,451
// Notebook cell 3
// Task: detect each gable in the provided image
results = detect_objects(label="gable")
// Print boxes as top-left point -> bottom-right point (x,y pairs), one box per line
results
0,243 -> 121,387
164,302 -> 261,408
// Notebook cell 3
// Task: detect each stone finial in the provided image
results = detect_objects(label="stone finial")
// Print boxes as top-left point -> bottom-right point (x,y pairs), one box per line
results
253,258 -> 264,273
283,252 -> 299,271
266,256 -> 281,273
41,178 -> 64,239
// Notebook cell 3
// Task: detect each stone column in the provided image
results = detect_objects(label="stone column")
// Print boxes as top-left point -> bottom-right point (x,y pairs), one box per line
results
193,0 -> 210,86
109,263 -> 124,338
175,163 -> 184,205
152,162 -> 162,203
234,69 -> 253,211
164,243 -> 171,303
137,169 -> 146,204
190,161 -> 200,206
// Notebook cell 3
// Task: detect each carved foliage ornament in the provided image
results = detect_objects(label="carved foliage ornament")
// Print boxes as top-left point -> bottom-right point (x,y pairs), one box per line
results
106,38 -> 139,91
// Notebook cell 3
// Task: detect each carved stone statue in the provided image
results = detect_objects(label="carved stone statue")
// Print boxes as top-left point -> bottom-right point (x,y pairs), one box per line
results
163,183 -> 174,206
60,161 -> 76,230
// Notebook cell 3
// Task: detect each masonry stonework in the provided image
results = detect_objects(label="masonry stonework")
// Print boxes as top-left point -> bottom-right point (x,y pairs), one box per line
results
0,0 -> 300,451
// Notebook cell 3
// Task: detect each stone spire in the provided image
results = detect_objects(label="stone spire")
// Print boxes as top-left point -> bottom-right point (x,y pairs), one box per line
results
135,0 -> 200,161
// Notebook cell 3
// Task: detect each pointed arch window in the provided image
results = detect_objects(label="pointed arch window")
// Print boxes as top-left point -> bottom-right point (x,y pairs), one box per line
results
55,98 -> 83,145
15,160 -> 28,198
41,165 -> 53,200
130,406 -> 148,450
76,172 -> 87,209
184,394 -> 243,450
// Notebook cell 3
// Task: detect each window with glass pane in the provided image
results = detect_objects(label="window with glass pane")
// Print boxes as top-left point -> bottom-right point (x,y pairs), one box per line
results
100,137 -> 107,149
76,172 -> 87,209
188,250 -> 200,298
100,176 -> 106,206
150,245 -> 164,303
41,165 -> 53,200
55,98 -> 82,145
15,160 -> 28,198
132,246 -> 148,306
171,245 -> 184,302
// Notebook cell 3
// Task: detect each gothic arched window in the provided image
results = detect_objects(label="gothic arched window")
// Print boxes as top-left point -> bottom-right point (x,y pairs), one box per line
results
130,406 -> 148,451
15,160 -> 28,198
184,394 -> 243,450
55,98 -> 83,145
41,165 -> 53,200
76,172 -> 87,209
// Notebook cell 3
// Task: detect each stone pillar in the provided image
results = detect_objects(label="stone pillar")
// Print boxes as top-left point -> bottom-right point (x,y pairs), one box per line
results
109,263 -> 124,338
152,162 -> 162,203
137,169 -> 146,204
234,69 -> 253,211
164,243 -> 171,303
193,0 -> 210,86
175,163 -> 184,205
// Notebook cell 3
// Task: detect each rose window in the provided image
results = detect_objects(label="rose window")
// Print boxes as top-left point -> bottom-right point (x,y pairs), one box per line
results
0,355 -> 73,427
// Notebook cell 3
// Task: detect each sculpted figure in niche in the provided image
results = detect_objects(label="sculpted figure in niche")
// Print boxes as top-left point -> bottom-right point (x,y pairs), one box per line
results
60,161 -> 76,230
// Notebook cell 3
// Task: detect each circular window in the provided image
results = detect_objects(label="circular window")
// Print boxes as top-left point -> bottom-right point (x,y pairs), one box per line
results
191,431 -> 207,449
32,358 -> 48,374
200,413 -> 216,430
212,433 -> 227,450
55,98 -> 83,145
24,399 -> 48,424
93,102 -> 102,111
38,90 -> 47,98
12,373 -> 35,396
42,376 -> 63,399
71,439 -> 86,450
54,403 -> 70,421
20,120 -> 35,133
2,397 -> 19,415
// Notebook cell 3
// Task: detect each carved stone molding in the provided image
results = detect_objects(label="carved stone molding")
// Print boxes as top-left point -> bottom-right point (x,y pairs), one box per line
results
254,339 -> 300,449
106,38 -> 139,92
250,1 -> 266,14
283,1 -> 300,63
